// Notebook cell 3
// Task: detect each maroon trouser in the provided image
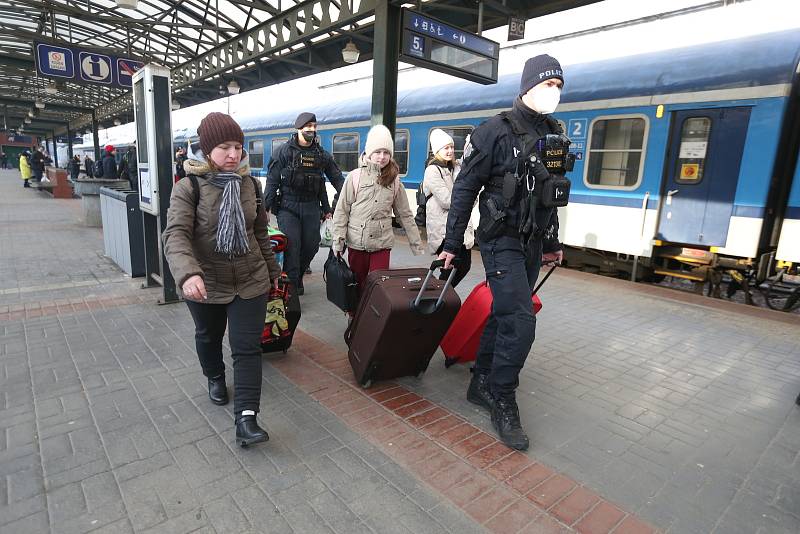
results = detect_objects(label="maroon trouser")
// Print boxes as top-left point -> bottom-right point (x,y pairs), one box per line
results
347,247 -> 390,291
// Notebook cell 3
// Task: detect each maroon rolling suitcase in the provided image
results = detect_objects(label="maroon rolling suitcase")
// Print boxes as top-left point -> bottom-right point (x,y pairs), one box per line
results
345,261 -> 461,388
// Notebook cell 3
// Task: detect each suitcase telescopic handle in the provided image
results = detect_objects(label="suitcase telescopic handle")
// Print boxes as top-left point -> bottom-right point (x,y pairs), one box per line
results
412,260 -> 457,314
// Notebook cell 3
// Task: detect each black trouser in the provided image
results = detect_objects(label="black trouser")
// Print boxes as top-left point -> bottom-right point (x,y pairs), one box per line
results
277,198 -> 322,286
475,236 -> 542,399
185,294 -> 267,415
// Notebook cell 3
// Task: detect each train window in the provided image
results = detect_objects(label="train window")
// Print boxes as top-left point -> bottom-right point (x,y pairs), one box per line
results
675,117 -> 711,184
333,133 -> 360,172
395,129 -> 409,175
585,116 -> 648,189
427,126 -> 474,161
249,140 -> 264,168
270,137 -> 288,160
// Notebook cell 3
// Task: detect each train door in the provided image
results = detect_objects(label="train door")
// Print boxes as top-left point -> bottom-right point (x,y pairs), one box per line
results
657,107 -> 751,246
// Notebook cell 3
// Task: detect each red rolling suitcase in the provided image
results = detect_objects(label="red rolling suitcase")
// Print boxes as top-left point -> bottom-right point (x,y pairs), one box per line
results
440,265 -> 555,367
345,261 -> 461,388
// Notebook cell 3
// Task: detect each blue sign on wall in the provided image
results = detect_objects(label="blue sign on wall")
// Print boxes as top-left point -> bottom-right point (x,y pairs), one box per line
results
35,41 -> 143,89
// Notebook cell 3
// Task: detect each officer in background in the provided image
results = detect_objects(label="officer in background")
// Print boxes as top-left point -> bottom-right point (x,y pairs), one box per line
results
439,55 -> 568,450
265,112 -> 344,294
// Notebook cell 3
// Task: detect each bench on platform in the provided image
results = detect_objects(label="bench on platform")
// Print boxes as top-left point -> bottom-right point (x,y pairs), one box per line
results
36,167 -> 74,199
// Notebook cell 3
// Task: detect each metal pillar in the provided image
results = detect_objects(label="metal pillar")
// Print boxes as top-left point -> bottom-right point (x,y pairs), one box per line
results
370,0 -> 401,135
50,132 -> 58,167
66,125 -> 74,160
91,109 -> 100,161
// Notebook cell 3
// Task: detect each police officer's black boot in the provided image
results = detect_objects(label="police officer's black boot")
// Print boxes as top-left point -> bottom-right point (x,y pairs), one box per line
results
235,412 -> 269,447
491,395 -> 530,451
208,374 -> 228,405
467,369 -> 493,412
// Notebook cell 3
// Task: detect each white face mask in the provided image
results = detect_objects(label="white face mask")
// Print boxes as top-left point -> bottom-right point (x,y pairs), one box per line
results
528,85 -> 561,114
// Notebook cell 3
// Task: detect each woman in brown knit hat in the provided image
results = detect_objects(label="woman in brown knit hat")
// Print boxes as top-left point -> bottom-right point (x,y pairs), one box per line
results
164,112 -> 281,447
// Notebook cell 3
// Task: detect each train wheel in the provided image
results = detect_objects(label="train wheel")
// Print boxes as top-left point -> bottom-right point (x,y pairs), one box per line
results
763,270 -> 800,311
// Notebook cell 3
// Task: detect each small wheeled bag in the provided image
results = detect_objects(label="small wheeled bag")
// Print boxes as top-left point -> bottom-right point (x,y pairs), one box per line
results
261,279 -> 301,354
440,265 -> 556,367
324,250 -> 358,313
345,261 -> 461,388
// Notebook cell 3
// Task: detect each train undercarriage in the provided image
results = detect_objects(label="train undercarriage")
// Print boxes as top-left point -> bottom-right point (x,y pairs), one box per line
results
562,245 -> 800,312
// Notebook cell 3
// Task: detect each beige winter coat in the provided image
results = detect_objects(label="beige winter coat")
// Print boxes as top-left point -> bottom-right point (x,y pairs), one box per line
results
423,162 -> 475,254
162,152 -> 282,304
332,161 -> 425,256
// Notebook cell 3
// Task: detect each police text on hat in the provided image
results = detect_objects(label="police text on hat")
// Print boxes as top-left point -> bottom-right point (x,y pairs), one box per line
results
519,54 -> 564,96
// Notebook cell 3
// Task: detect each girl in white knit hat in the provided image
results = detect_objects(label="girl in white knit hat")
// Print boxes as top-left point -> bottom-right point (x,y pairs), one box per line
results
332,125 -> 425,292
422,128 -> 474,286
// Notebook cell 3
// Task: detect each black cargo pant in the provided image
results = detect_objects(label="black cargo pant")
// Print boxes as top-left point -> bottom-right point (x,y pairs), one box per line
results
277,197 -> 322,286
185,294 -> 267,415
475,236 -> 542,399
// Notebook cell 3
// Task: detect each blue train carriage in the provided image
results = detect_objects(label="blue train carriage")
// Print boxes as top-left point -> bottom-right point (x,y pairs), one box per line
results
540,29 -> 800,287
174,28 -> 800,294
775,123 -> 800,267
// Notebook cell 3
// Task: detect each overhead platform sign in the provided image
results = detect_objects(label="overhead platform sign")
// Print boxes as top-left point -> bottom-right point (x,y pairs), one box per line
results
399,9 -> 499,85
35,40 -> 144,89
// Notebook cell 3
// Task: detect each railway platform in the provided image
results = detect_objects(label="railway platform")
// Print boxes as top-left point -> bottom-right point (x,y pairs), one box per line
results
1,169 -> 799,534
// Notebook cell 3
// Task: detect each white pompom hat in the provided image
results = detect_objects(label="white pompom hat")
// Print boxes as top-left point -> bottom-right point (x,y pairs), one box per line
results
429,128 -> 454,156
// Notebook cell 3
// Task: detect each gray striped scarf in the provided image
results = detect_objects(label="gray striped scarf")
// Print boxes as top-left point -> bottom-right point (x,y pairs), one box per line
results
208,172 -> 250,256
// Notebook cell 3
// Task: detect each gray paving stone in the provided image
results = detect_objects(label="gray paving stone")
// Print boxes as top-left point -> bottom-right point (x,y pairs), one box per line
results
281,501 -> 335,533
204,494 -> 255,533
3,171 -> 800,533
231,485 -> 293,534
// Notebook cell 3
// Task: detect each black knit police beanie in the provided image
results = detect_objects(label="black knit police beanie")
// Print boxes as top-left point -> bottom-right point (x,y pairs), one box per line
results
197,112 -> 244,155
294,112 -> 317,129
519,54 -> 564,96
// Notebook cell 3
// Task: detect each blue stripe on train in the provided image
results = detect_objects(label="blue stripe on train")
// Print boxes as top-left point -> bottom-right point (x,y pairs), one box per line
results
569,194 -> 767,218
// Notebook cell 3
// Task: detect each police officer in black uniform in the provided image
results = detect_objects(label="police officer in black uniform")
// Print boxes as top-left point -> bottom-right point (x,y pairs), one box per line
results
265,112 -> 344,294
439,55 -> 570,450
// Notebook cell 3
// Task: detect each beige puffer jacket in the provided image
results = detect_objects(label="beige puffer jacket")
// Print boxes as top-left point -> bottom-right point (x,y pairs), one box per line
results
163,150 -> 282,304
423,161 -> 475,254
332,160 -> 425,256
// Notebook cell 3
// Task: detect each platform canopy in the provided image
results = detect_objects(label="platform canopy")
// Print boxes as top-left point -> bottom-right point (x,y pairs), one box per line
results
0,0 -> 599,137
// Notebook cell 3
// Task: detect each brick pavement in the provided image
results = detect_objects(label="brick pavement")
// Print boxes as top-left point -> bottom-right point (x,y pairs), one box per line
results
1,169 -> 799,533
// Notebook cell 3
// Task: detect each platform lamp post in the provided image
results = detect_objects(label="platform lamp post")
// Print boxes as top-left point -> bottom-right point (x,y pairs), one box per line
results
132,64 -> 178,304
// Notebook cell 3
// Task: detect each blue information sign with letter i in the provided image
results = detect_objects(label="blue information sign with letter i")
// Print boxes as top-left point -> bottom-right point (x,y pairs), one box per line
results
79,52 -> 112,84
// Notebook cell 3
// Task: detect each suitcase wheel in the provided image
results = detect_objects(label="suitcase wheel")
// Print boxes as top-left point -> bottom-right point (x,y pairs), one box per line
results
283,349 -> 287,354
444,358 -> 457,369
361,379 -> 372,389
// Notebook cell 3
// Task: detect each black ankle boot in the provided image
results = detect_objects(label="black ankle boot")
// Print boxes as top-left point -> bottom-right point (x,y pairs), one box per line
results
467,369 -> 493,412
235,415 -> 269,447
208,375 -> 228,405
491,396 -> 530,451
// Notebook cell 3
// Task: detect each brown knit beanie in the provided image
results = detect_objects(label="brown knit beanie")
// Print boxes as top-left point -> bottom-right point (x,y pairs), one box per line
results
197,112 -> 244,155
